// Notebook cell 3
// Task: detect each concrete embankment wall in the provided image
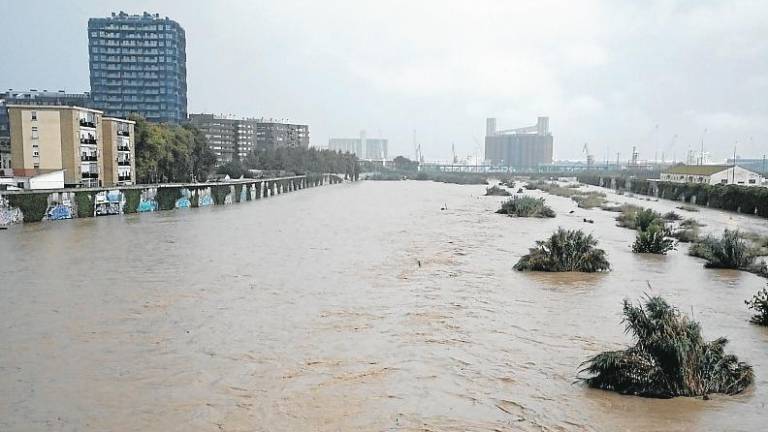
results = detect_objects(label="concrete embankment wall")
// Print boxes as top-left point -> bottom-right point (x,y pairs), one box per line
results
0,174 -> 344,225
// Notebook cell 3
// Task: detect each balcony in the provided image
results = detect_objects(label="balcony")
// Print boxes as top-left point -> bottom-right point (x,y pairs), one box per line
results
117,146 -> 131,152
118,160 -> 131,166
80,138 -> 98,145
81,155 -> 98,162
118,175 -> 132,182
117,130 -> 131,137
79,120 -> 97,128
81,172 -> 99,179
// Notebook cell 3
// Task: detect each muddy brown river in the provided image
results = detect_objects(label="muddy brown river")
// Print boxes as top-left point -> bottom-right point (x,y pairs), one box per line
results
1,181 -> 767,431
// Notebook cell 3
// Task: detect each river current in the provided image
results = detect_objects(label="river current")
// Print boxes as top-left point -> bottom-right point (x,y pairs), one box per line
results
1,180 -> 767,431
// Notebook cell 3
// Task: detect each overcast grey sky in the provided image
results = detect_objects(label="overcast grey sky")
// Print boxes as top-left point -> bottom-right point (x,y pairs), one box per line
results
1,0 -> 766,162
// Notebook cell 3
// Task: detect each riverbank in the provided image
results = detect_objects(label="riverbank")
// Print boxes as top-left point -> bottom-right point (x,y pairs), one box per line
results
0,174 -> 343,226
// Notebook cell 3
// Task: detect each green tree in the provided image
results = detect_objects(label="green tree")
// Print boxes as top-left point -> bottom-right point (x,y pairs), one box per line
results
130,115 -> 217,183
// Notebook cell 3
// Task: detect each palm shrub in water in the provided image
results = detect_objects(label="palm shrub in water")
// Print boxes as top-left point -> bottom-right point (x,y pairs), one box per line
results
635,208 -> 662,232
485,185 -> 511,196
497,196 -> 555,218
632,223 -> 677,254
688,230 -> 754,269
514,228 -> 610,272
745,284 -> 768,326
580,296 -> 754,398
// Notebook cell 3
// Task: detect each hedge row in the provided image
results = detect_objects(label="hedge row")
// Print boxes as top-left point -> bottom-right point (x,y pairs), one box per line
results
578,175 -> 768,217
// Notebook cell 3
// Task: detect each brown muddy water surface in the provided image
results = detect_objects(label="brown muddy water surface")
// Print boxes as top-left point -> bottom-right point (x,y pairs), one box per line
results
1,181 -> 767,431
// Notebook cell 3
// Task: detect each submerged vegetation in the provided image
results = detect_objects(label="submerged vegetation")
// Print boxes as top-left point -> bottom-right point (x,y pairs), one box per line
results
745,284 -> 768,326
514,228 -> 610,272
485,185 -> 511,196
525,181 -> 608,209
580,296 -> 754,398
689,230 -> 755,270
670,220 -> 701,243
613,205 -> 678,254
497,196 -> 555,218
632,224 -> 677,255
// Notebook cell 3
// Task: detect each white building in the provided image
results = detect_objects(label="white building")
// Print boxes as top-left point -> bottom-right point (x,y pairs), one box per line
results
328,130 -> 388,160
660,164 -> 763,186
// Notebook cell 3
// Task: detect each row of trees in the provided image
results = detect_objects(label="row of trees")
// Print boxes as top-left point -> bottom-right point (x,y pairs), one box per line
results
131,115 -> 218,184
131,116 -> 359,184
217,147 -> 359,180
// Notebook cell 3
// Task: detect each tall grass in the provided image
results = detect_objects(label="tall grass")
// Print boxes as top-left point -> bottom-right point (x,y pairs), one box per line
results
514,228 -> 610,272
688,230 -> 755,269
580,296 -> 754,398
497,196 -> 555,218
745,285 -> 768,326
525,181 -> 607,209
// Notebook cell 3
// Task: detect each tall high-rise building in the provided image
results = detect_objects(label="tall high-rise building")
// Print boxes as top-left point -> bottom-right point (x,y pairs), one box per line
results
88,11 -> 187,123
484,117 -> 553,168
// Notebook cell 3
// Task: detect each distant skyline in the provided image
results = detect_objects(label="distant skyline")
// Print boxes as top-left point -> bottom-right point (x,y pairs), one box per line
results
1,0 -> 766,162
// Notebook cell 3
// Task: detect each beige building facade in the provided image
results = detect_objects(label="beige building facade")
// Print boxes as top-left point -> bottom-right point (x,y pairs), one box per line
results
8,105 -> 134,188
102,117 -> 136,186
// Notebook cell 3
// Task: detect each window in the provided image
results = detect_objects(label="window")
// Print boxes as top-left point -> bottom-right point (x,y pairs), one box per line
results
749,179 -> 756,184
721,179 -> 728,184
31,111 -> 37,121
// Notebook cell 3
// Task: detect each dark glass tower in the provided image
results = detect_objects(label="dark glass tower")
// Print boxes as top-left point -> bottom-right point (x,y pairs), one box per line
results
88,12 -> 187,123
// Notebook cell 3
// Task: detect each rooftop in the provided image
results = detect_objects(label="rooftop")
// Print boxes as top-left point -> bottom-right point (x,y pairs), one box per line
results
664,164 -> 732,176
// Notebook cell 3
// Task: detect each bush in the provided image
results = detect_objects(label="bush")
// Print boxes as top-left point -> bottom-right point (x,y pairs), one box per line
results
580,296 -> 753,398
514,228 -> 610,272
211,185 -> 231,205
497,196 -> 555,218
7,193 -> 49,223
615,204 -> 643,229
155,187 -> 180,211
485,185 -> 511,196
74,191 -> 95,218
234,184 -> 243,203
663,211 -> 683,221
632,224 -> 677,254
635,209 -> 662,232
122,189 -> 141,214
745,285 -> 768,326
689,230 -> 755,269
572,192 -> 608,209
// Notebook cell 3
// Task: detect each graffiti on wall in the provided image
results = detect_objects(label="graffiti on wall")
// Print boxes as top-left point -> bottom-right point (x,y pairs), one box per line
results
95,190 -> 122,216
176,189 -> 191,209
47,204 -> 72,220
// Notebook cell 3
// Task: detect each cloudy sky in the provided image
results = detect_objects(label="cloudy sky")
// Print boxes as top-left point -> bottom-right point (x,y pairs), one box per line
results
1,0 -> 766,162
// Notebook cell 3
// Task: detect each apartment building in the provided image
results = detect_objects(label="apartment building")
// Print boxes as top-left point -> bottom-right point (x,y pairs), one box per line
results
1,89 -> 92,176
256,121 -> 309,151
88,12 -> 187,123
188,113 -> 257,164
102,117 -> 136,185
8,105 -> 134,188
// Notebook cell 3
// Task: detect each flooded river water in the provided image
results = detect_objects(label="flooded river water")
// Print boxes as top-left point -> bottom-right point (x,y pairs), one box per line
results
1,180 -> 767,431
